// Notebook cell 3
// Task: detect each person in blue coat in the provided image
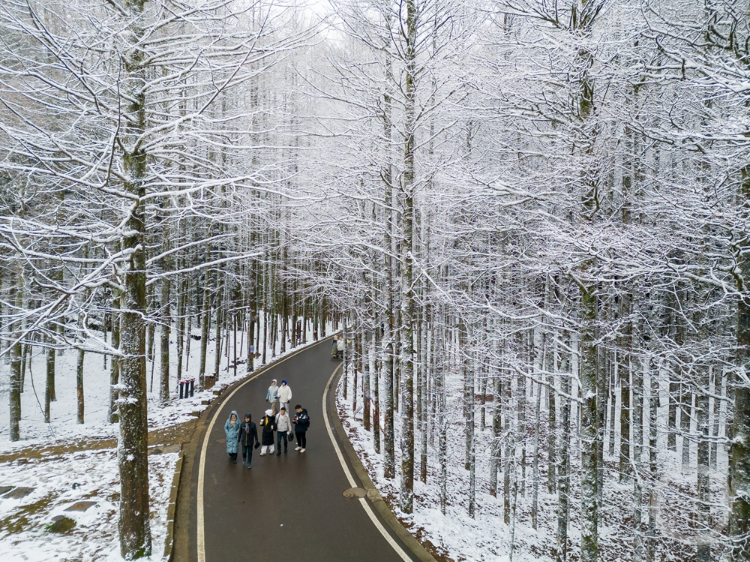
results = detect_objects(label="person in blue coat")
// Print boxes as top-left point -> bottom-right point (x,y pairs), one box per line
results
224,410 -> 241,463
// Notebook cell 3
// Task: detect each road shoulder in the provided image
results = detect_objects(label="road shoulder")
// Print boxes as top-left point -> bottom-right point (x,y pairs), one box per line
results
325,365 -> 437,562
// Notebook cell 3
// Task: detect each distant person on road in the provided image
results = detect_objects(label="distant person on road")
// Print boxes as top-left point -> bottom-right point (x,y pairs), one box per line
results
278,380 -> 293,414
337,336 -> 345,359
260,409 -> 276,456
331,337 -> 337,359
266,379 -> 280,415
239,413 -> 259,469
275,407 -> 291,455
224,410 -> 241,464
293,405 -> 310,453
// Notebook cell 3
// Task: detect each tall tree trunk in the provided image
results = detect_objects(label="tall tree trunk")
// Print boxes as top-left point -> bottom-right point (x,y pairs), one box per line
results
437,325 -> 448,515
633,358 -> 644,562
199,286 -> 210,388
109,293 -> 121,424
464,342 -> 476,518
373,327 -> 381,454
647,356 -> 659,562
620,349 -> 631,481
548,334 -> 557,494
76,333 -> 85,425
557,340 -> 571,562
697,374 -> 711,562
420,311 -> 429,483
45,332 -> 55,423
364,325 -> 371,431
247,266 -> 256,374
710,368 -> 720,470
681,382 -> 692,471
175,275 -> 185,382
9,264 -> 23,441
504,373 -> 512,524
118,3 -> 153,552
579,285 -> 599,562
214,289 -> 222,377
159,238 -> 171,403
532,377 -> 541,529
490,335 -> 501,497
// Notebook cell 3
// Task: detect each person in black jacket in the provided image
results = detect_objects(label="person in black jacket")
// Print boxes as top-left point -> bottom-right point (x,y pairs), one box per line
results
238,413 -> 259,469
293,405 -> 310,453
260,409 -> 276,455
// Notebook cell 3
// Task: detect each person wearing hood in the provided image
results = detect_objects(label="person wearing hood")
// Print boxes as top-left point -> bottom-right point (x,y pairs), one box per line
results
239,413 -> 259,469
259,409 -> 276,456
266,379 -> 280,415
275,407 -> 292,455
278,380 -> 293,414
224,411 -> 241,463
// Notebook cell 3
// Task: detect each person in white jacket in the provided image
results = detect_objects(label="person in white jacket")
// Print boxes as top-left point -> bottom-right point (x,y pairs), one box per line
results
278,380 -> 293,414
275,407 -> 292,455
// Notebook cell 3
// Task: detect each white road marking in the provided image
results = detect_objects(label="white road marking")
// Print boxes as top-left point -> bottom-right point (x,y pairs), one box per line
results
197,341 -> 331,562
323,364 -> 414,562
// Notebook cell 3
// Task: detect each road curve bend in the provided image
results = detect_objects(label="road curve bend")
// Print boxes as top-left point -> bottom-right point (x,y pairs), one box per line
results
183,338 -> 419,562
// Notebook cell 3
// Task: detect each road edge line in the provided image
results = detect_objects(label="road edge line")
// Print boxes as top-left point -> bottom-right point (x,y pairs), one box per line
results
323,365 -> 437,562
196,335 -> 337,562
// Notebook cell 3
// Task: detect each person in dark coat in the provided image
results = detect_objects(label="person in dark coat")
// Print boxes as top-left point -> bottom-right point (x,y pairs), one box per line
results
293,404 -> 310,453
260,409 -> 276,455
238,413 -> 259,469
224,410 -> 241,463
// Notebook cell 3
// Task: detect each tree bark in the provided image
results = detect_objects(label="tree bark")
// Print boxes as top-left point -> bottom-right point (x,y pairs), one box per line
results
118,3 -> 152,552
579,285 -> 599,562
109,292 -> 121,424
9,264 -> 23,442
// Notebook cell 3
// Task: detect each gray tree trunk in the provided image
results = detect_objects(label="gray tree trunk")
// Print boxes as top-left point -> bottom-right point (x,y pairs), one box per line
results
9,264 -> 23,441
159,238 -> 171,403
117,2 -> 153,553
109,293 -> 121,424
557,341 -> 571,562
633,358 -> 644,562
579,286 -> 599,562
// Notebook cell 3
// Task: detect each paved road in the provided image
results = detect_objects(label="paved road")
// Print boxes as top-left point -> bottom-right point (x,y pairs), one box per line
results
186,338 -> 415,562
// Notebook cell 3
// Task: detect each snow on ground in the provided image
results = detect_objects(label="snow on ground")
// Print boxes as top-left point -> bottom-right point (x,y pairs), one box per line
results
0,318 -> 332,448
0,317 -> 335,561
0,449 -> 176,562
336,361 -> 721,562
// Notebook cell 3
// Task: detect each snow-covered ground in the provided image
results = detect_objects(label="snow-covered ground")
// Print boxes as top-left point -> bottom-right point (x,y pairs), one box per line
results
0,449 -> 177,562
337,362 -> 725,562
0,317 -> 334,561
0,318 -> 332,448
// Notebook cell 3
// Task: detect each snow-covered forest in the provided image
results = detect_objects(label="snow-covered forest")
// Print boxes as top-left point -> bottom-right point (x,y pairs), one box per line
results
2,0 -> 750,560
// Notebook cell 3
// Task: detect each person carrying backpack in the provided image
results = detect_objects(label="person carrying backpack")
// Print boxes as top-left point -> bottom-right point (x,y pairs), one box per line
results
293,404 -> 310,453
260,409 -> 276,455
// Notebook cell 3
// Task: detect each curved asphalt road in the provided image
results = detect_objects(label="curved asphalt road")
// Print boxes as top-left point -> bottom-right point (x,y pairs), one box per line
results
186,338 -> 416,562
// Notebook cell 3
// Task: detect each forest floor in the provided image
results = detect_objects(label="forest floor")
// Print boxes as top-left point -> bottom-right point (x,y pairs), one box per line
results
337,364 -> 726,562
0,320 -> 331,561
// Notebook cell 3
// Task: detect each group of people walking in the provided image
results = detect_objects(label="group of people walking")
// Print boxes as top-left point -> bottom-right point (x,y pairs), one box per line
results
331,336 -> 346,360
223,378 -> 310,469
